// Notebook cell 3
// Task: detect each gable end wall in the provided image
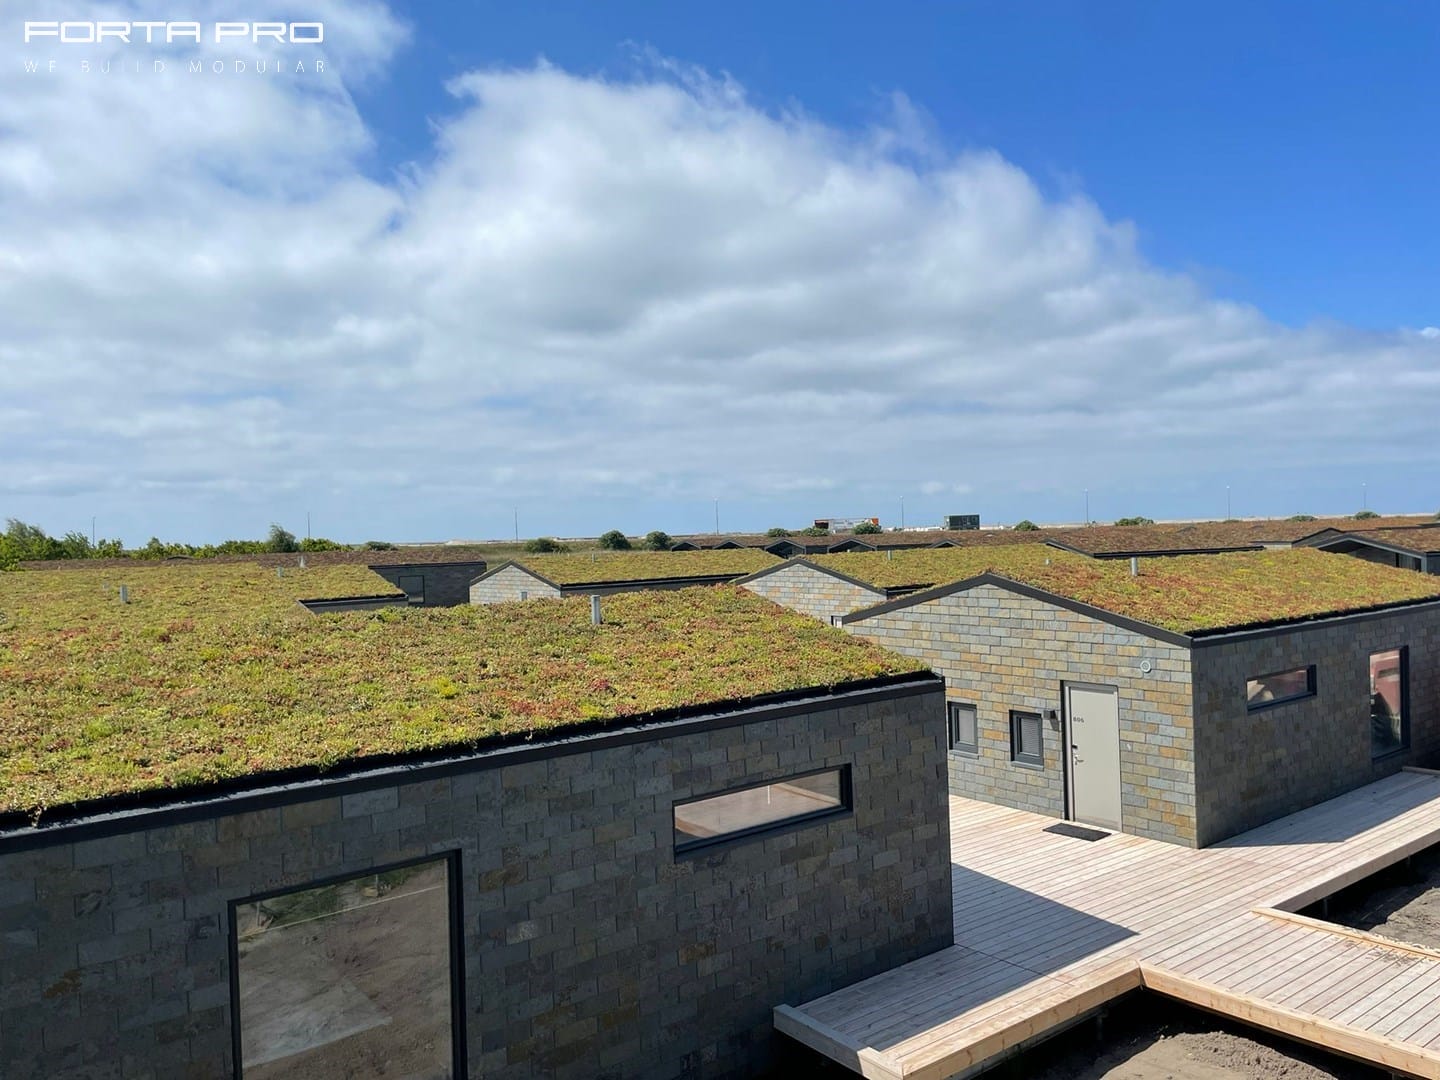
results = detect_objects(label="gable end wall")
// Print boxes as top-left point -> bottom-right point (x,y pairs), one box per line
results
848,583 -> 1197,845
740,564 -> 885,624
469,565 -> 561,604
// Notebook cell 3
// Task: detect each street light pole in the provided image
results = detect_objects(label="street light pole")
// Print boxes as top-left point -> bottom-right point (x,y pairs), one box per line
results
1226,486 -> 1231,520
900,495 -> 905,530
513,507 -> 518,543
1084,489 -> 1089,525
714,498 -> 720,536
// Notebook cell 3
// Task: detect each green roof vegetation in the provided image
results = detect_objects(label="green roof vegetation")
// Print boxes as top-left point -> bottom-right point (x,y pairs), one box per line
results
0,565 -> 917,819
814,546 -> 1440,634
501,549 -> 778,585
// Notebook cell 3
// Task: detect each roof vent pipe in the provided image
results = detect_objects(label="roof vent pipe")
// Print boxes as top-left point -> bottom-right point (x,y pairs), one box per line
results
119,584 -> 129,604
298,554 -> 306,569
1130,557 -> 1139,577
591,595 -> 602,625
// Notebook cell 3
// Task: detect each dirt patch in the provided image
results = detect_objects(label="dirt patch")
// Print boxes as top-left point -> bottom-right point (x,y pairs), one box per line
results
1314,844 -> 1440,950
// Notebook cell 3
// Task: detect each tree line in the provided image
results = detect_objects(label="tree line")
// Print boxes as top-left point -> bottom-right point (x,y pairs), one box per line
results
0,520 -> 369,570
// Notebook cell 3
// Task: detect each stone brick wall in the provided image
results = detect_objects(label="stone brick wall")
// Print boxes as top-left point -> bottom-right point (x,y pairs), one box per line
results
370,561 -> 488,607
470,564 -> 562,604
740,563 -> 886,624
1191,606 -> 1440,846
848,583 -> 1197,845
0,680 -> 950,1079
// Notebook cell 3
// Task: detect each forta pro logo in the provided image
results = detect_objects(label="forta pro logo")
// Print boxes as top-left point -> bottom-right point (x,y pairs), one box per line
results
21,21 -> 324,45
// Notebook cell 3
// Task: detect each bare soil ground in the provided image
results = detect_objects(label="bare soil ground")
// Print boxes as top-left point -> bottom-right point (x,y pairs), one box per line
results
1314,843 -> 1440,950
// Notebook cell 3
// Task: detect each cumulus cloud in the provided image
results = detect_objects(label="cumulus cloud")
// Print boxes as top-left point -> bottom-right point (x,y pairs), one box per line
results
2,3 -> 1437,540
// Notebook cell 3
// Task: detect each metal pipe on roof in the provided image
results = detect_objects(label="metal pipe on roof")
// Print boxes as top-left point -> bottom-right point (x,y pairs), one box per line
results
591,595 -> 602,625
1130,557 -> 1139,576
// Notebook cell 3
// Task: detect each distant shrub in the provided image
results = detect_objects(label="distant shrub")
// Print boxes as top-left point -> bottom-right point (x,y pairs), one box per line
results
524,537 -> 567,554
643,530 -> 673,551
1114,517 -> 1155,527
1287,514 -> 1316,522
598,530 -> 631,551
852,521 -> 882,535
266,524 -> 299,553
299,537 -> 344,552
765,527 -> 792,538
799,526 -> 830,537
1353,510 -> 1380,520
363,540 -> 397,551
1013,520 -> 1040,531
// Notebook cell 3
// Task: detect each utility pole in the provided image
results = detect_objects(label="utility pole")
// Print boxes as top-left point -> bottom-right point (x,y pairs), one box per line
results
306,511 -> 311,541
900,495 -> 905,530
91,516 -> 96,548
1226,486 -> 1231,520
1362,482 -> 1368,511
513,507 -> 519,543
1084,489 -> 1090,525
714,498 -> 720,536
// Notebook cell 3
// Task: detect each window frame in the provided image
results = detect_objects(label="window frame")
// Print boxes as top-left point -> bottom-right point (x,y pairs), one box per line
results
947,701 -> 979,756
1010,709 -> 1044,768
227,849 -> 466,1080
1245,665 -> 1317,712
672,764 -> 853,856
1369,645 -> 1410,760
397,573 -> 426,605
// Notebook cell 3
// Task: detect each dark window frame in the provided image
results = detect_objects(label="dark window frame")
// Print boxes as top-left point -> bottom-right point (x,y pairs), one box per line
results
1245,665 -> 1317,712
672,764 -> 852,857
1010,709 -> 1044,768
1369,645 -> 1410,760
397,573 -> 426,604
227,849 -> 466,1080
947,701 -> 979,755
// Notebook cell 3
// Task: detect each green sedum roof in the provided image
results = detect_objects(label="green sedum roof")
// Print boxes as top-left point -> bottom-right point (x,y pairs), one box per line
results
0,564 -> 918,819
502,549 -> 778,585
822,546 -> 1440,635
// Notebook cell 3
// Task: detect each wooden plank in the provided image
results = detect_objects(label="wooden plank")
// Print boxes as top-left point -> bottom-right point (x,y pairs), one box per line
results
1141,965 -> 1440,1078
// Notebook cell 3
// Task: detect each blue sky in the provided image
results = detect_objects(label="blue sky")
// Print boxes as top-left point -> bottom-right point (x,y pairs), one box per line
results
366,1 -> 1440,330
2,2 -> 1438,543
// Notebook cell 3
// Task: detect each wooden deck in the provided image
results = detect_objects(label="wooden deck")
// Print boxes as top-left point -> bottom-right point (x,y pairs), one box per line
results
776,769 -> 1440,1079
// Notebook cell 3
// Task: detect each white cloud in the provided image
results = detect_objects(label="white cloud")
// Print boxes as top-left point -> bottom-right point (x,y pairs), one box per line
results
2,5 -> 1438,541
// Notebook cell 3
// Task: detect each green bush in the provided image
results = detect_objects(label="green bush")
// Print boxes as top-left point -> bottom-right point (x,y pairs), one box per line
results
299,537 -> 345,552
799,526 -> 829,537
363,540 -> 397,551
524,537 -> 568,554
1353,510 -> 1380,520
1287,514 -> 1316,522
266,524 -> 299,553
852,521 -> 881,535
598,530 -> 631,551
1013,520 -> 1040,531
1114,516 -> 1155,527
765,527 -> 792,538
643,530 -> 673,551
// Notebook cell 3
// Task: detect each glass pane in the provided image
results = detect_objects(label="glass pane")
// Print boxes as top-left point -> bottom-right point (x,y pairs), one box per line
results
1370,649 -> 1405,757
236,859 -> 453,1079
674,770 -> 845,849
1246,668 -> 1310,707
950,704 -> 977,751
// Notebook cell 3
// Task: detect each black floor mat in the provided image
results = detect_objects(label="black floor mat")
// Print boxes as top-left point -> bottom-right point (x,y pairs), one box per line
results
1043,822 -> 1112,842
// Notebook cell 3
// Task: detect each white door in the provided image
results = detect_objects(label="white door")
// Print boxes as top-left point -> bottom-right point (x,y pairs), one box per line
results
1065,684 -> 1122,831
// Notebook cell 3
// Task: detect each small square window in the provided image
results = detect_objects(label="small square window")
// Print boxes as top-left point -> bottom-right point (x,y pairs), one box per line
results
1010,710 -> 1043,767
830,615 -> 845,627
947,702 -> 978,755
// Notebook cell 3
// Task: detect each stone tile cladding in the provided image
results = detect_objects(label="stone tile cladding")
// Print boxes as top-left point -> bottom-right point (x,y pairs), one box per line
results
847,583 -> 1198,846
1191,605 -> 1440,845
0,684 -> 951,1079
469,564 -> 562,604
371,561 -> 488,607
740,563 -> 886,624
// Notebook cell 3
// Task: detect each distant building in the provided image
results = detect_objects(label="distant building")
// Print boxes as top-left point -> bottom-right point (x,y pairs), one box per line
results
811,516 -> 878,533
943,514 -> 980,531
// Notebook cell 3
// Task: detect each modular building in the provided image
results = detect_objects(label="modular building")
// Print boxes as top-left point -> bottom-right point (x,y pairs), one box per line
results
837,547 -> 1440,847
469,550 -> 778,604
0,571 -> 948,1080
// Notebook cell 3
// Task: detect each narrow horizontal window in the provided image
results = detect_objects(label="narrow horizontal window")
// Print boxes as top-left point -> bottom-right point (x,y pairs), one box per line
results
673,766 -> 851,853
948,701 -> 979,755
1010,710 -> 1043,767
1246,666 -> 1316,711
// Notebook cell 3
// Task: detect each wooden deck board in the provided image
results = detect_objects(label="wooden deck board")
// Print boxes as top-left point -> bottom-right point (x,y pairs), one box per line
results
777,772 -> 1440,1079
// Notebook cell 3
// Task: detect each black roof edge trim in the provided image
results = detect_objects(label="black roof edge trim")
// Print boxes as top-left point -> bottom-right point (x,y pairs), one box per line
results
469,560 -> 562,591
297,592 -> 409,607
367,559 -> 489,571
735,557 -> 888,594
557,573 -> 747,593
0,671 -> 940,853
1306,535 -> 1440,558
1088,545 -> 1263,558
1188,595 -> 1440,645
842,572 -> 1194,648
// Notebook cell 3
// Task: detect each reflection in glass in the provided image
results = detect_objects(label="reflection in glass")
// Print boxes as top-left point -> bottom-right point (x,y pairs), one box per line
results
235,858 -> 453,1079
1370,648 -> 1407,758
674,769 -> 847,851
